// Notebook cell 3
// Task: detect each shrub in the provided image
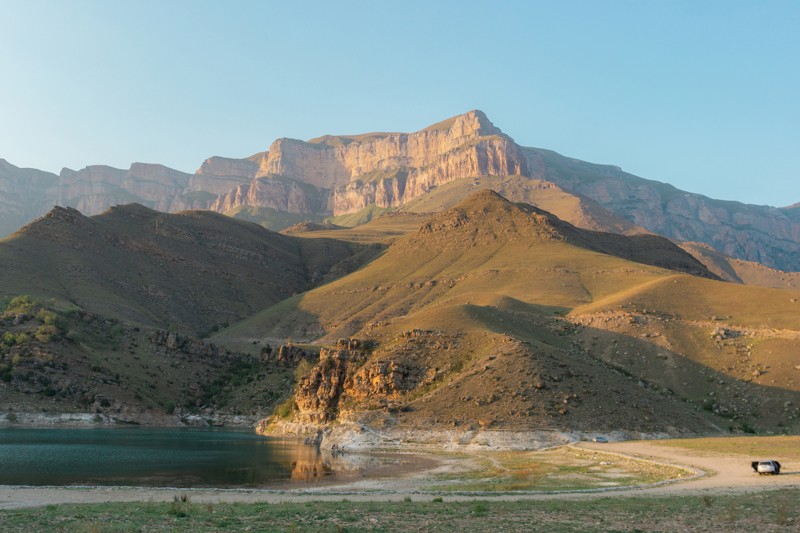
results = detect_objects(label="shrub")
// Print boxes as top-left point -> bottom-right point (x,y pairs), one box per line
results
294,359 -> 314,382
2,332 -> 17,346
34,325 -> 59,343
5,295 -> 37,314
472,502 -> 489,516
36,309 -> 58,325
165,400 -> 176,414
169,495 -> 191,517
276,397 -> 295,418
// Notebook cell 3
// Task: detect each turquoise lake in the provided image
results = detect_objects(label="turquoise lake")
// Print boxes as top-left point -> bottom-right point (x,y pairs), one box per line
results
0,427 -> 384,488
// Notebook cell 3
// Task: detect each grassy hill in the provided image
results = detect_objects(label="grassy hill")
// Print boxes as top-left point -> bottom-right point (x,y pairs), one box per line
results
681,241 -> 800,289
400,174 -> 648,236
0,204 -> 377,336
216,192 -> 800,435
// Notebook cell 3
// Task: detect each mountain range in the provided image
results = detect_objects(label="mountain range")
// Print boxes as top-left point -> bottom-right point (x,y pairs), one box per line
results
1,112 -> 799,439
2,110 -> 799,272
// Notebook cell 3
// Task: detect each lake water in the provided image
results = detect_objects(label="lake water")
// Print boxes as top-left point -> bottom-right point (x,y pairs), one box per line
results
0,427 -> 402,488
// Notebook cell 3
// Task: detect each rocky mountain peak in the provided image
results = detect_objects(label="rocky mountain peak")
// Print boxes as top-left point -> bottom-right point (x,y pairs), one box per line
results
424,109 -> 504,138
43,205 -> 86,223
101,202 -> 160,219
16,205 -> 98,242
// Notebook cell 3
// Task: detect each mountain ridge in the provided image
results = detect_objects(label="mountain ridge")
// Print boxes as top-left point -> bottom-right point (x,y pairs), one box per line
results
1,110 -> 799,270
1,202 -> 379,335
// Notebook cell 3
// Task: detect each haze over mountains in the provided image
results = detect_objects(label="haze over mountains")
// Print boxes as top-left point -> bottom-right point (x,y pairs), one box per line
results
2,110 -> 799,271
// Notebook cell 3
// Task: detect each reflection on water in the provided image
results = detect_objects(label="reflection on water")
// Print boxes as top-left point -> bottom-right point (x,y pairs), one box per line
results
289,448 -> 390,482
0,427 -> 404,488
290,447 -> 333,481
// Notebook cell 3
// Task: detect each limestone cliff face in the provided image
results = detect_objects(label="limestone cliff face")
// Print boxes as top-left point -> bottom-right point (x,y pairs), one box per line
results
190,156 -> 258,195
211,175 -> 331,214
59,163 -> 193,215
258,139 -> 349,188
523,147 -> 800,271
0,159 -> 59,236
334,137 -> 526,212
227,111 -> 527,216
0,157 -> 261,237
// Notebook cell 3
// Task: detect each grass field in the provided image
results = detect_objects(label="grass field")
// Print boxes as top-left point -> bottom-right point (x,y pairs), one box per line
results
0,490 -> 796,532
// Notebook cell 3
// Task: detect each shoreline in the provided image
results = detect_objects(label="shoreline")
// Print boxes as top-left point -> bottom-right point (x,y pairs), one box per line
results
0,411 -> 260,429
0,440 -> 799,509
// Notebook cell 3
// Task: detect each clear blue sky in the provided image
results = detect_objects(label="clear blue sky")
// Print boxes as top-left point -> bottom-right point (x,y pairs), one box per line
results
1,0 -> 797,206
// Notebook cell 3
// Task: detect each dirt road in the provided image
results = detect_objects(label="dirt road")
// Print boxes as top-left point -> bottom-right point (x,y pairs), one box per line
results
576,440 -> 800,496
1,440 -> 797,509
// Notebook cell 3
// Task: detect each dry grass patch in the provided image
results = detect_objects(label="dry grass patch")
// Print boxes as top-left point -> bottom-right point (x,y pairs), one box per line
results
428,446 -> 690,492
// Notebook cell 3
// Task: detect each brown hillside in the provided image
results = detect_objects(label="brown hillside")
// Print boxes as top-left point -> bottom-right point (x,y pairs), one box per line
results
399,174 -> 648,236
408,190 -> 718,280
681,241 -> 800,289
218,192 -> 799,437
0,204 -> 377,335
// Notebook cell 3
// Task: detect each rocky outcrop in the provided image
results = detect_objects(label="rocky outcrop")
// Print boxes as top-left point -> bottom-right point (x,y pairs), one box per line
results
290,337 -> 435,424
211,175 -> 330,214
346,360 -> 432,403
261,344 -> 309,366
149,330 -> 232,360
293,339 -> 372,423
